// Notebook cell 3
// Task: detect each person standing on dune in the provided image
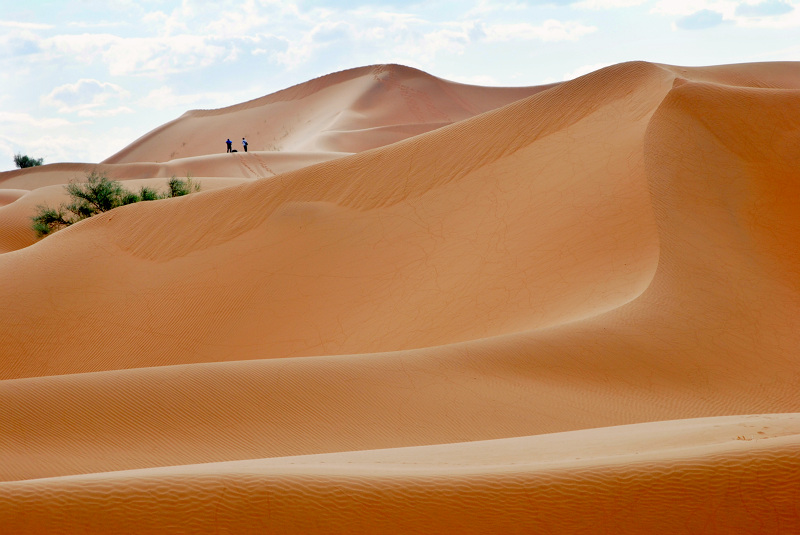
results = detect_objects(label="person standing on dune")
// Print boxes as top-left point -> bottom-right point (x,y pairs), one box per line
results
242,137 -> 248,152
226,138 -> 232,153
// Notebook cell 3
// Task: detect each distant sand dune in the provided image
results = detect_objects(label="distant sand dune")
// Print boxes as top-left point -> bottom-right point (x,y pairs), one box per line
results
2,61 -> 800,533
103,64 -> 548,163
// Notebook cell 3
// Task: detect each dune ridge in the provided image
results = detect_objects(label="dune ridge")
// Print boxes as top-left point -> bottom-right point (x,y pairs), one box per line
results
3,415 -> 800,534
103,64 -> 549,163
2,61 -> 800,533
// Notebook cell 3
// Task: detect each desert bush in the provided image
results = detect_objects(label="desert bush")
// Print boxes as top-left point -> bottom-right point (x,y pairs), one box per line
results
65,171 -> 127,215
121,191 -> 142,205
31,172 -> 200,238
14,153 -> 44,168
31,206 -> 70,237
139,186 -> 161,201
167,174 -> 200,197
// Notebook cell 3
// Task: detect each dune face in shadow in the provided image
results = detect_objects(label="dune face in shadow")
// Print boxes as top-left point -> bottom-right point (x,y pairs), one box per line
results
1,62 -> 800,533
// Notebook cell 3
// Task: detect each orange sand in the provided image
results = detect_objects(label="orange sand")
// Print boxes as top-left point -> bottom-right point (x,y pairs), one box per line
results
1,62 -> 799,533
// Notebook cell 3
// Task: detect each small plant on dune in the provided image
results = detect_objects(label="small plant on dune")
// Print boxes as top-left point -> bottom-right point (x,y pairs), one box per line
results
64,171 -> 127,216
13,153 -> 44,169
138,186 -> 162,201
31,171 -> 200,238
166,173 -> 200,197
30,206 -> 71,237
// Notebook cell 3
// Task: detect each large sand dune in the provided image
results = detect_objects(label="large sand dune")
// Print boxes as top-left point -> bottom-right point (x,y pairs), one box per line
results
2,62 -> 800,533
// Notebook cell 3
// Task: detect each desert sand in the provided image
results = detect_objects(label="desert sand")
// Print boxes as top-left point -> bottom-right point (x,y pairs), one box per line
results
1,62 -> 799,533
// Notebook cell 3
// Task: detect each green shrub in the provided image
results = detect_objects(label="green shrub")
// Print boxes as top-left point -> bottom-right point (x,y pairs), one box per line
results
139,186 -> 161,201
121,191 -> 141,205
14,153 -> 44,168
31,171 -> 200,238
65,171 -> 127,215
167,174 -> 200,197
31,206 -> 70,237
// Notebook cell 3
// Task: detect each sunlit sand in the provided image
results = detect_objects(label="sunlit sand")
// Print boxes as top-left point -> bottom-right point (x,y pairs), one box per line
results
2,62 -> 799,533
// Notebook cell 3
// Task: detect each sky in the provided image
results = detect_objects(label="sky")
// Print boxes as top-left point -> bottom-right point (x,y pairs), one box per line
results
1,0 -> 799,171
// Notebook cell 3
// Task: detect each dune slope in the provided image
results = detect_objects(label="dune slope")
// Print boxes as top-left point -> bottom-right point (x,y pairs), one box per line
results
0,65 -> 545,254
2,61 -> 800,533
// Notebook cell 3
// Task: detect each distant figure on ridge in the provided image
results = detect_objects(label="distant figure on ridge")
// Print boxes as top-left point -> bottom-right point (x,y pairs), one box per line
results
225,138 -> 232,153
242,137 -> 248,153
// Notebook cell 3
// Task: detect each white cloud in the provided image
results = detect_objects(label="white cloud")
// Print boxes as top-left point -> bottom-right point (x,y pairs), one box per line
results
266,17 -> 358,68
674,9 -> 726,29
21,133 -> 132,165
269,34 -> 315,68
0,27 -> 44,57
106,36 -> 228,75
734,0 -> 800,27
0,20 -> 54,30
0,125 -> 136,168
201,1 -> 273,38
572,0 -> 649,8
77,106 -> 134,118
736,0 -> 794,16
652,0 -> 733,16
140,86 -> 255,111
483,20 -> 598,42
0,111 -> 76,129
389,24 -> 476,62
654,0 -> 800,28
42,33 -> 118,64
42,79 -> 131,115
66,21 -> 130,29
464,1 -> 530,16
41,33 -> 230,76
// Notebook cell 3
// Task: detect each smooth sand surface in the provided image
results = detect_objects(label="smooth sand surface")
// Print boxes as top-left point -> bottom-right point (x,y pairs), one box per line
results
2,62 -> 800,533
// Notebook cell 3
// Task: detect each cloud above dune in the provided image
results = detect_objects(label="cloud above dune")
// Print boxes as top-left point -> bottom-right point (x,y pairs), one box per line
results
140,86 -> 256,111
482,20 -> 597,41
733,0 -> 800,26
735,0 -> 794,16
42,79 -> 132,117
0,111 -> 76,129
571,0 -> 649,8
465,0 -> 649,10
0,20 -> 54,30
43,34 -> 231,76
1,2 -> 603,79
655,0 -> 800,29
675,9 -> 726,29
653,0 -> 800,25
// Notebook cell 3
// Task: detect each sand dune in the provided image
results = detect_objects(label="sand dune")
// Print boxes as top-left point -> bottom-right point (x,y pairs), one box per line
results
2,61 -> 800,533
3,415 -> 799,534
103,64 -> 550,163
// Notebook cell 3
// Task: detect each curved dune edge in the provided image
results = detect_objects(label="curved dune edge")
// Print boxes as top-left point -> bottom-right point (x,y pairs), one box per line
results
0,177 -> 248,253
0,61 -> 672,376
4,323 -> 800,483
0,151 -> 350,190
0,189 -> 27,206
2,60 -> 800,533
102,64 -> 552,164
2,415 -> 799,534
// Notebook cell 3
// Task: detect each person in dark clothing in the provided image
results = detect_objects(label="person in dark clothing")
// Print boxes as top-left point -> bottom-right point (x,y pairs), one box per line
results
242,137 -> 248,152
226,139 -> 232,153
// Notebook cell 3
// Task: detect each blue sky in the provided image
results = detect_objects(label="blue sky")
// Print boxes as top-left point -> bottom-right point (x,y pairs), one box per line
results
1,0 -> 798,171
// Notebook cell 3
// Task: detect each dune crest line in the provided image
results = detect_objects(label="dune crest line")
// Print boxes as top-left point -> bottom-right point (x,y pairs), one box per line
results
2,61 -> 800,533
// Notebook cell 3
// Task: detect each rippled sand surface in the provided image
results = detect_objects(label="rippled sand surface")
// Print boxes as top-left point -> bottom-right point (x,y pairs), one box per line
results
2,62 -> 800,533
